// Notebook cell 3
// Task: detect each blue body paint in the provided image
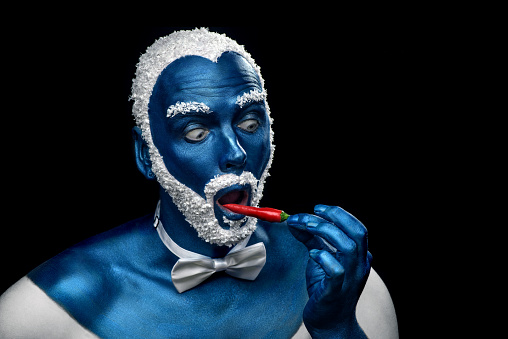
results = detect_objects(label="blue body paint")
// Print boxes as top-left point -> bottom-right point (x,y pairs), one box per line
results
29,218 -> 308,338
28,35 -> 372,337
148,52 -> 272,257
28,52 -> 309,338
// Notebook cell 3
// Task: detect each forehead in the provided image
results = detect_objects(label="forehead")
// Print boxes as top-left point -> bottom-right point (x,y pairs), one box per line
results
151,52 -> 262,111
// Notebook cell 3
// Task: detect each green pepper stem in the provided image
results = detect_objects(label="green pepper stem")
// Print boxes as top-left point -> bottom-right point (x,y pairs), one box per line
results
280,211 -> 290,222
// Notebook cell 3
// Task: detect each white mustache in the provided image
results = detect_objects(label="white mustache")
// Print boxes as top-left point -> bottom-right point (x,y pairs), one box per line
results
204,172 -> 259,205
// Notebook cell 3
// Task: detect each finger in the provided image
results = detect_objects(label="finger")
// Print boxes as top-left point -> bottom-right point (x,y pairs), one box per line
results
287,213 -> 352,254
313,205 -> 368,254
309,249 -> 345,294
306,221 -> 358,258
286,214 -> 329,251
287,213 -> 327,228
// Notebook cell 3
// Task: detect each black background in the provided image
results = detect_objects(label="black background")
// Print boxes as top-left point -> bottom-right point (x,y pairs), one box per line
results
2,26 -> 452,337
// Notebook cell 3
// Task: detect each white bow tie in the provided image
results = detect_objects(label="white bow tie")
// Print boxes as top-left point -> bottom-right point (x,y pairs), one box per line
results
154,202 -> 266,293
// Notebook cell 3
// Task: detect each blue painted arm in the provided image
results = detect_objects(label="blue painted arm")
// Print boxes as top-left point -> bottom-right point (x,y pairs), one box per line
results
287,204 -> 372,338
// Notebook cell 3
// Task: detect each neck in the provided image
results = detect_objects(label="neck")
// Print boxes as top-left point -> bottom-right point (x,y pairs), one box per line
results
158,189 -> 231,258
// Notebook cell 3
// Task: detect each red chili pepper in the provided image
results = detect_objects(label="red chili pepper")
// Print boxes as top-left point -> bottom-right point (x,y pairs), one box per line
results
223,204 -> 290,223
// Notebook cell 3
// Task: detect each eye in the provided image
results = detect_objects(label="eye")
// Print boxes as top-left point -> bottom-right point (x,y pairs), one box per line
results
237,119 -> 260,133
184,128 -> 209,142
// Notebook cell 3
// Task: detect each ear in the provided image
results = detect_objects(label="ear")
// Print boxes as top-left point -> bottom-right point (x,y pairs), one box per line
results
132,126 -> 155,180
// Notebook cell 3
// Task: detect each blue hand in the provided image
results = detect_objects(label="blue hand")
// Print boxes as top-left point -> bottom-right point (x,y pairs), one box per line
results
287,205 -> 372,338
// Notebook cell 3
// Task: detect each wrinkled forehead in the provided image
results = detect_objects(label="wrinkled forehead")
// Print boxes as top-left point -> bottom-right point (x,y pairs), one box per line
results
150,52 -> 262,113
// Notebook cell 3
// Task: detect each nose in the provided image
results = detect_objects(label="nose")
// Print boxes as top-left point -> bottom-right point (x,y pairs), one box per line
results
219,132 -> 247,173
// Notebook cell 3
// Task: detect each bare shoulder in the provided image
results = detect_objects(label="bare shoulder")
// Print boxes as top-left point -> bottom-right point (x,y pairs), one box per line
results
0,276 -> 98,339
356,268 -> 399,339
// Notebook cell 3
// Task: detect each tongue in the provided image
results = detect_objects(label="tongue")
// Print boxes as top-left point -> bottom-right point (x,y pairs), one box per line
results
218,191 -> 243,205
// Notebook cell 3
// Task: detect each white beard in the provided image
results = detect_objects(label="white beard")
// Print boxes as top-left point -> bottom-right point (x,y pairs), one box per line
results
169,170 -> 261,247
147,133 -> 268,247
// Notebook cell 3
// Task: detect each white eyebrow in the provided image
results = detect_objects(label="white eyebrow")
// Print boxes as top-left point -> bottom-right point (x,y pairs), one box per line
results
235,89 -> 266,108
166,101 -> 211,118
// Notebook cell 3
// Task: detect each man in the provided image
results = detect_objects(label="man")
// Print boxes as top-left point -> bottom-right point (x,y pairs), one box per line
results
0,28 -> 397,338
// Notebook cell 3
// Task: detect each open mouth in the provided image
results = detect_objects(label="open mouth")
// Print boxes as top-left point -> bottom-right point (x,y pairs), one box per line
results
217,190 -> 248,206
215,186 -> 250,220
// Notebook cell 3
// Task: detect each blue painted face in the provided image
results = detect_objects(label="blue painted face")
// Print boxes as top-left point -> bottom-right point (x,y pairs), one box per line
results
148,52 -> 271,225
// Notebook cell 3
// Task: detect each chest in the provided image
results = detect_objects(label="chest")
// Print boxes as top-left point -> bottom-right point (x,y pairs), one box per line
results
91,228 -> 309,338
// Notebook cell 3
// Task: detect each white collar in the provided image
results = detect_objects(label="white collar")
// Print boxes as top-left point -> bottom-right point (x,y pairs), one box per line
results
153,201 -> 252,259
